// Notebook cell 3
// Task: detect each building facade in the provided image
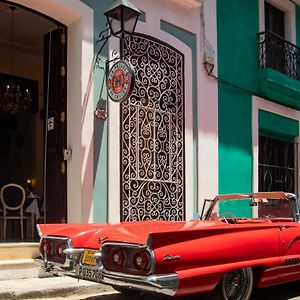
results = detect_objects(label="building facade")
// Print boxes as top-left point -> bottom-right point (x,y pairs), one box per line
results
217,0 -> 300,217
0,0 -> 219,237
1,0 -> 299,240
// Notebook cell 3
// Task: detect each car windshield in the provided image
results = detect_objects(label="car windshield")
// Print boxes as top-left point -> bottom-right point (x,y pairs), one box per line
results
202,193 -> 299,223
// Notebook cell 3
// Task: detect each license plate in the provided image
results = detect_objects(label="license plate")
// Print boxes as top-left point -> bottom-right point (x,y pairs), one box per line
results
81,249 -> 97,266
75,265 -> 103,282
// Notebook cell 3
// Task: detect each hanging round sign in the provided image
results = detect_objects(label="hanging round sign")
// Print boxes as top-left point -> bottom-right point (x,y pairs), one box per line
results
106,60 -> 135,103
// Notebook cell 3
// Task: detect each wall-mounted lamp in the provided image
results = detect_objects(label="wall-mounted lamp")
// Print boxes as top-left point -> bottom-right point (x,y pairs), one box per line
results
93,0 -> 142,115
104,0 -> 141,38
95,0 -> 142,67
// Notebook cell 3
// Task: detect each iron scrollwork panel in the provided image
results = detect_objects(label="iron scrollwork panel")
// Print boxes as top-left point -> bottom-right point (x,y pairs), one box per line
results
121,35 -> 185,222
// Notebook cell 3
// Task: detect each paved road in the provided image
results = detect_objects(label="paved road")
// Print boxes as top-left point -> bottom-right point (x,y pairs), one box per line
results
32,280 -> 300,300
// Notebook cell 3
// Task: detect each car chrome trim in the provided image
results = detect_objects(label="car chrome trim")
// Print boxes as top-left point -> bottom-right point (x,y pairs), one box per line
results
163,255 -> 181,261
101,272 -> 179,296
36,224 -> 42,237
146,233 -> 152,248
35,257 -> 77,275
36,258 -> 178,297
93,252 -> 102,258
63,248 -> 85,255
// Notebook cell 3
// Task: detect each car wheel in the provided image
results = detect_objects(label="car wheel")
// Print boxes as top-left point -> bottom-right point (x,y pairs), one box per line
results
221,267 -> 253,300
204,267 -> 253,300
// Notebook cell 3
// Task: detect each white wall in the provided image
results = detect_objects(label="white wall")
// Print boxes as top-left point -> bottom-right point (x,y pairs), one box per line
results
198,0 -> 219,209
107,0 -> 219,222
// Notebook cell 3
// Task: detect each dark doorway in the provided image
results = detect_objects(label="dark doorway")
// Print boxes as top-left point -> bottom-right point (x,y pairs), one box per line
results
0,1 -> 67,240
265,2 -> 285,38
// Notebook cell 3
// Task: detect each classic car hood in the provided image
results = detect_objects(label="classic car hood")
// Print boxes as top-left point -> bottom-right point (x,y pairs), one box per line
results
38,220 -> 223,249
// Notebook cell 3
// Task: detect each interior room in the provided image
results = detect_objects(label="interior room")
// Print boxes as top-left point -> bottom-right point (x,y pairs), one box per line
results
0,1 -> 61,241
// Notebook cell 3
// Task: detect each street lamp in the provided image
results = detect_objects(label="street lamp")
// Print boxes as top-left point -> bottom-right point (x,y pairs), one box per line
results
104,0 -> 142,38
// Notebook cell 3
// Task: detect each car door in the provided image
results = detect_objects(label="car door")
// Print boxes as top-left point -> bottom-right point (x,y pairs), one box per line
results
278,222 -> 300,282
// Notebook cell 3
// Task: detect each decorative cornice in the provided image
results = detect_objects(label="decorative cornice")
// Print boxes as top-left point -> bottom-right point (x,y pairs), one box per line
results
258,68 -> 300,110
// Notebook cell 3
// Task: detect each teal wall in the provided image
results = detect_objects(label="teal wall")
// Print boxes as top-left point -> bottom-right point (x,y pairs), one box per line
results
160,21 -> 199,214
217,0 -> 257,205
218,84 -> 252,217
218,84 -> 252,195
81,0 -> 112,222
217,0 -> 259,95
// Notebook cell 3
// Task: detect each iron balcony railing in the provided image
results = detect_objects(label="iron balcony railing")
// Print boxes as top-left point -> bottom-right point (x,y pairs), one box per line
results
258,31 -> 300,81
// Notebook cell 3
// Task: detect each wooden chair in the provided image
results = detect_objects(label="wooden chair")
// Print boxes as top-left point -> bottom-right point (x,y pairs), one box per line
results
0,183 -> 27,239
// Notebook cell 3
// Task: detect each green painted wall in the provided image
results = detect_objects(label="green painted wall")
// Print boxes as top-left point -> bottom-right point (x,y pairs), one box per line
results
218,84 -> 253,194
81,0 -> 112,222
217,0 -> 259,94
160,21 -> 199,214
217,0 -> 256,218
218,84 -> 252,217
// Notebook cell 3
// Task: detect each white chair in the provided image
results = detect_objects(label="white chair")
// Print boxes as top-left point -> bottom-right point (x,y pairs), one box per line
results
0,183 -> 27,239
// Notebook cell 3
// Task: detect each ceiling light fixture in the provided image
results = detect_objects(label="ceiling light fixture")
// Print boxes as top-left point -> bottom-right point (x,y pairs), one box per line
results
0,6 -> 32,115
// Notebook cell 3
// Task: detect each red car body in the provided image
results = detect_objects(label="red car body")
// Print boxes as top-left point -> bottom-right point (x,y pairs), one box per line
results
36,192 -> 300,300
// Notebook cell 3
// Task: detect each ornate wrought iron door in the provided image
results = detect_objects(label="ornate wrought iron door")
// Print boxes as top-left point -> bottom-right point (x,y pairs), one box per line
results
121,35 -> 185,222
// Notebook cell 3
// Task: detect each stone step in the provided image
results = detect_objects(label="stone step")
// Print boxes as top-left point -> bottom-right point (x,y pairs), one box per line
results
0,243 -> 39,260
0,242 -> 51,280
0,259 -> 51,281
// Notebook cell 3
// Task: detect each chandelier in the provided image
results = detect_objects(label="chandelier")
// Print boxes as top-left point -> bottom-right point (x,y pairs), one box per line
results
0,6 -> 32,115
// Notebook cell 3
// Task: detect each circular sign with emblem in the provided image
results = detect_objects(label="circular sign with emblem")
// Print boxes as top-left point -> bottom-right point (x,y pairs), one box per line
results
106,60 -> 135,103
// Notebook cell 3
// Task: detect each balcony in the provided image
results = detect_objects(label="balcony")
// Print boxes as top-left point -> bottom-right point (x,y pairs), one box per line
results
258,31 -> 300,108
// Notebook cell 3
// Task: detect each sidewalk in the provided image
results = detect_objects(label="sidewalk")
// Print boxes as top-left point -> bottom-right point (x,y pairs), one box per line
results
0,276 -> 115,299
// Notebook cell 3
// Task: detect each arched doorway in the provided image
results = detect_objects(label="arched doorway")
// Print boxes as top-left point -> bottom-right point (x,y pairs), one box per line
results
121,34 -> 185,222
0,1 -> 67,241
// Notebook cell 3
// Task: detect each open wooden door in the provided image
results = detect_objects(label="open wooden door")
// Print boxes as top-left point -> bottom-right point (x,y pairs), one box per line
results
44,28 -> 67,223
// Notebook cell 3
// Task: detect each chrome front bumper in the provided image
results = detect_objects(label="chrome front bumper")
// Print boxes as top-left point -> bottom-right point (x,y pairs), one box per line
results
35,258 -> 179,296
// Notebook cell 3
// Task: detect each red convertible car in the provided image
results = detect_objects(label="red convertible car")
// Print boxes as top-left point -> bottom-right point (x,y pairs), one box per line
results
36,192 -> 300,300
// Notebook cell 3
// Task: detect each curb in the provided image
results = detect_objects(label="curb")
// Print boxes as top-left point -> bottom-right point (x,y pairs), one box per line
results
0,276 -> 115,299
